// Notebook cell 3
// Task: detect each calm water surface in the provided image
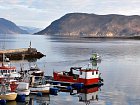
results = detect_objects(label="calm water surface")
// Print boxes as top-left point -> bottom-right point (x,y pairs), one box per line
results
1,34 -> 140,105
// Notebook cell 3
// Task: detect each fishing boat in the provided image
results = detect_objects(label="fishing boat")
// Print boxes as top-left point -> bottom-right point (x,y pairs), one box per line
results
29,65 -> 44,76
53,64 -> 103,87
30,84 -> 50,94
0,79 -> 17,101
90,53 -> 101,61
29,75 -> 50,94
16,82 -> 30,96
19,64 -> 44,78
0,66 -> 19,92
18,63 -> 50,94
0,54 -> 21,81
0,92 -> 17,101
0,63 -> 21,79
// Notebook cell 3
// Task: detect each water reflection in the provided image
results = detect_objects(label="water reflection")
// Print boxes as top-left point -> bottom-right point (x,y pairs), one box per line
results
6,96 -> 30,105
64,85 -> 103,105
29,94 -> 50,105
6,101 -> 17,105
78,86 -> 100,105
2,34 -> 140,104
6,94 -> 50,105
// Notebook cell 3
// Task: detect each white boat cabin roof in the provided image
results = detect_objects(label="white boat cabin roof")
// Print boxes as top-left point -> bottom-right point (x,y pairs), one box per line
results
70,67 -> 98,72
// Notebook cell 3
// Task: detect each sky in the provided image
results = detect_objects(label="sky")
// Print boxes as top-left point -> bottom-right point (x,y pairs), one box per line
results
0,0 -> 140,28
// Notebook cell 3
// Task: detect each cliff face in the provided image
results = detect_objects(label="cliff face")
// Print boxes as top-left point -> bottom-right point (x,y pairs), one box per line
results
36,13 -> 140,37
0,18 -> 28,34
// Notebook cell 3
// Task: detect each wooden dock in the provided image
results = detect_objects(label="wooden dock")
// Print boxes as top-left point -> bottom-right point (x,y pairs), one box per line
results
0,48 -> 45,61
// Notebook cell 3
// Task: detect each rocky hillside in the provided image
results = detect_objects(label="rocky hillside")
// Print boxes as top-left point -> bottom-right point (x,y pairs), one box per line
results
0,18 -> 28,34
36,13 -> 140,37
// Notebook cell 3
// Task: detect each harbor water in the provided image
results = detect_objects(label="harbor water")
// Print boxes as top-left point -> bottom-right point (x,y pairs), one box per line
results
1,34 -> 140,105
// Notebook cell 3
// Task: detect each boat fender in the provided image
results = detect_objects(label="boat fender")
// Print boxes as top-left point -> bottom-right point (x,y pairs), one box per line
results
36,92 -> 42,97
50,87 -> 59,95
52,81 -> 60,85
72,83 -> 84,89
99,78 -> 104,82
67,86 -> 73,91
0,100 -> 6,105
16,94 -> 25,102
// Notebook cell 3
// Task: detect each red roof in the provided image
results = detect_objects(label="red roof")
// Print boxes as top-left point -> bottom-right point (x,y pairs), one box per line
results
0,66 -> 16,70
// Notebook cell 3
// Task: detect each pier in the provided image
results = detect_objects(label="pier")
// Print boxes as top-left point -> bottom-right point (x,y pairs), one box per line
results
0,48 -> 45,61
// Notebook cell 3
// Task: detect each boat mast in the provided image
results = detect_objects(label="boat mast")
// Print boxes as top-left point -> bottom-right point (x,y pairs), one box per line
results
2,40 -> 5,66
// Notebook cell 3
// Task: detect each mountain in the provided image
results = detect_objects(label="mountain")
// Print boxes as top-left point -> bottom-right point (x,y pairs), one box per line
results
0,18 -> 28,34
35,13 -> 140,37
19,26 -> 42,34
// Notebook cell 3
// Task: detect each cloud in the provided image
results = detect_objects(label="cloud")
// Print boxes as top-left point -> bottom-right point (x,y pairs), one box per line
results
0,0 -> 140,28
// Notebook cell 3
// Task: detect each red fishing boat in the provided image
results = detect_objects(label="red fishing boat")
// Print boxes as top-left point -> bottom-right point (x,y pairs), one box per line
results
0,54 -> 19,92
0,54 -> 20,81
0,63 -> 21,86
53,65 -> 103,87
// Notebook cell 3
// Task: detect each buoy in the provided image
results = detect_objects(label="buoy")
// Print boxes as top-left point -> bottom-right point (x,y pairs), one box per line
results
50,87 -> 59,95
36,92 -> 42,97
0,100 -> 6,105
71,83 -> 84,89
16,94 -> 25,102
52,81 -> 60,85
67,86 -> 73,91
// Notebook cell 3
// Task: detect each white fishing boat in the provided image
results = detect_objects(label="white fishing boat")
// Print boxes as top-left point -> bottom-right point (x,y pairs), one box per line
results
29,75 -> 50,94
19,63 -> 44,80
16,82 -> 30,96
30,84 -> 50,94
18,63 -> 50,94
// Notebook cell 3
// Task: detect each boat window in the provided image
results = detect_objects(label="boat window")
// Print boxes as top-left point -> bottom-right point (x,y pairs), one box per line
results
92,71 -> 94,75
8,70 -> 10,73
80,71 -> 82,75
92,95 -> 94,100
3,70 -> 6,73
96,71 -> 98,74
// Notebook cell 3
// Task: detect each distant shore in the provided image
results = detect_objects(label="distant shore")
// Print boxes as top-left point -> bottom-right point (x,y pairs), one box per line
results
80,36 -> 140,40
47,34 -> 140,40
